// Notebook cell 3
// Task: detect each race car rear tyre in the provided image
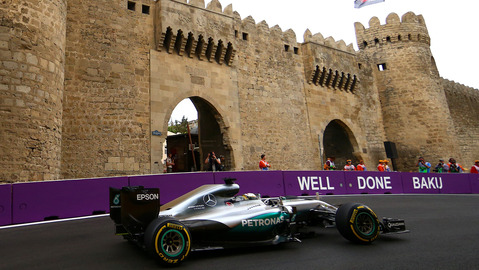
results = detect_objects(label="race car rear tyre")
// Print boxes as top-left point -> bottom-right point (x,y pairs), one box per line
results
144,217 -> 191,265
335,202 -> 379,244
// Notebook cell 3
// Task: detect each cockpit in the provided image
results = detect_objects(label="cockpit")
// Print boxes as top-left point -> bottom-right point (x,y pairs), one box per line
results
232,192 -> 261,202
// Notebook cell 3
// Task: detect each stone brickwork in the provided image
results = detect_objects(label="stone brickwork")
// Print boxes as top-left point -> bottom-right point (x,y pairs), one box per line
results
1,0 -> 478,182
442,78 -> 479,166
234,15 -> 317,170
302,30 -> 387,169
355,12 -> 462,171
61,0 -> 154,179
0,0 -> 66,182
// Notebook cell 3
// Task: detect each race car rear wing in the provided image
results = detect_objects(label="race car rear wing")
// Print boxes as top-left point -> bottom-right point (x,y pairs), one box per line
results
109,186 -> 160,236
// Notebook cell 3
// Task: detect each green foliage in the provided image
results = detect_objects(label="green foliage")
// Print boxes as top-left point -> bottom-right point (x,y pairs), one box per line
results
168,116 -> 189,134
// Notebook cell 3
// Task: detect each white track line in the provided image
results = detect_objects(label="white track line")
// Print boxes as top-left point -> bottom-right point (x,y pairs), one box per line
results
0,214 -> 109,230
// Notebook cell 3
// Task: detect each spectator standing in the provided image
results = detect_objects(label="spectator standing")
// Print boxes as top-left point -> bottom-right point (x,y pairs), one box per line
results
448,158 -> 465,173
343,160 -> 355,171
259,154 -> 271,171
205,152 -> 221,171
165,153 -> 175,173
218,155 -> 226,171
433,159 -> 448,173
416,157 -> 431,173
471,160 -> 479,174
356,160 -> 367,171
377,160 -> 385,172
384,160 -> 392,172
323,157 -> 336,170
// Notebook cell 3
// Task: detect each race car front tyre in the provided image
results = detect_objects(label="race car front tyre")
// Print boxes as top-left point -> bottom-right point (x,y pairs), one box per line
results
335,202 -> 380,244
144,217 -> 191,265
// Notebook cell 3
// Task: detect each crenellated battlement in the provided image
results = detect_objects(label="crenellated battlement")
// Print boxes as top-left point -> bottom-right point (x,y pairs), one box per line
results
159,0 -> 359,68
157,0 -> 305,65
173,0 -> 233,14
157,0 -> 237,65
442,77 -> 479,97
302,29 -> 358,93
355,12 -> 430,50
234,11 -> 300,49
303,29 -> 355,54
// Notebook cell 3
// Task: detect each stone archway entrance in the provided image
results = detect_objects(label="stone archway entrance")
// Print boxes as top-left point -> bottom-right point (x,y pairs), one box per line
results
323,120 -> 360,169
166,97 -> 233,172
190,97 -> 233,171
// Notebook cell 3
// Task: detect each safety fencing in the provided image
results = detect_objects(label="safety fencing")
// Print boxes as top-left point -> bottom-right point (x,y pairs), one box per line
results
1,171 -> 478,226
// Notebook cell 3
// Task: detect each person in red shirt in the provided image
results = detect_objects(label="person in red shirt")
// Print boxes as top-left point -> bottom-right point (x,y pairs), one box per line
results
471,160 -> 479,174
377,160 -> 385,172
356,160 -> 366,171
259,154 -> 271,171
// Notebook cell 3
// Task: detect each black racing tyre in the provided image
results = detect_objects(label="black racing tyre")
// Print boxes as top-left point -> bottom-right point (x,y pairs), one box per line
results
335,202 -> 380,244
144,217 -> 191,265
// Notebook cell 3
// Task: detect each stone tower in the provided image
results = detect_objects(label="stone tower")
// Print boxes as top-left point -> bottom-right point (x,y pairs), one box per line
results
0,0 -> 67,182
61,0 -> 154,179
355,12 -> 460,171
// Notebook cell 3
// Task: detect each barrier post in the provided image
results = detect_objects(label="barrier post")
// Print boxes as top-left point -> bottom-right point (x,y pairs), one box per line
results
0,184 -> 12,226
470,173 -> 479,193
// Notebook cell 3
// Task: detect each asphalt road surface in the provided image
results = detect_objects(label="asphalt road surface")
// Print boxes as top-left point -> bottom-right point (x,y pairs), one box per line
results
1,194 -> 479,269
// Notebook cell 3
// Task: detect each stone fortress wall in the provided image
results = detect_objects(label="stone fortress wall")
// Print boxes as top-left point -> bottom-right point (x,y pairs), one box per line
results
354,12 -> 462,171
0,0 -> 478,183
442,78 -> 479,165
60,0 -> 154,180
1,0 -> 66,182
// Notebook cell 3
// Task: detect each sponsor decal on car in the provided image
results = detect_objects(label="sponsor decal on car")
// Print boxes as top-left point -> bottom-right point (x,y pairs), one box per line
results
387,221 -> 405,228
350,209 -> 358,223
113,194 -> 120,205
241,213 -> 287,228
167,223 -> 184,230
203,194 -> 217,207
136,193 -> 159,201
187,205 -> 206,210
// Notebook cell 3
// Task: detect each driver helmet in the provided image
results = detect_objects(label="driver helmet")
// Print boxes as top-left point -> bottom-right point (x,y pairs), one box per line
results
242,193 -> 257,200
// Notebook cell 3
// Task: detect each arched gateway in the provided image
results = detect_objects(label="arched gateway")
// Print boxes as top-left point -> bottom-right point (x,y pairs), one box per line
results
151,95 -> 236,174
165,97 -> 234,172
323,120 -> 361,169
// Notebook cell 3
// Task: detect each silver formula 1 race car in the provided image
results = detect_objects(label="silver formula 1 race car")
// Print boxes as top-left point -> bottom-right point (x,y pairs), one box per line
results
109,178 -> 408,265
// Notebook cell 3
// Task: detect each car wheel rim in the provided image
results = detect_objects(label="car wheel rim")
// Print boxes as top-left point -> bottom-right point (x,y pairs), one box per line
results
355,212 -> 375,236
161,229 -> 185,256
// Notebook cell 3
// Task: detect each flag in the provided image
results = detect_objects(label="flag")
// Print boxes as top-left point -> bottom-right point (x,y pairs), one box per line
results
354,0 -> 385,9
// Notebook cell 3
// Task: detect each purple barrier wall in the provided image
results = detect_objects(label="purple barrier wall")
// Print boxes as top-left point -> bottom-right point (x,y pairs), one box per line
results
471,173 -> 479,193
0,184 -> 12,226
12,177 -> 128,224
344,171 -> 403,194
129,172 -> 215,204
213,171 -> 284,197
401,173 -> 471,194
283,171 -> 347,196
4,171 -> 479,226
